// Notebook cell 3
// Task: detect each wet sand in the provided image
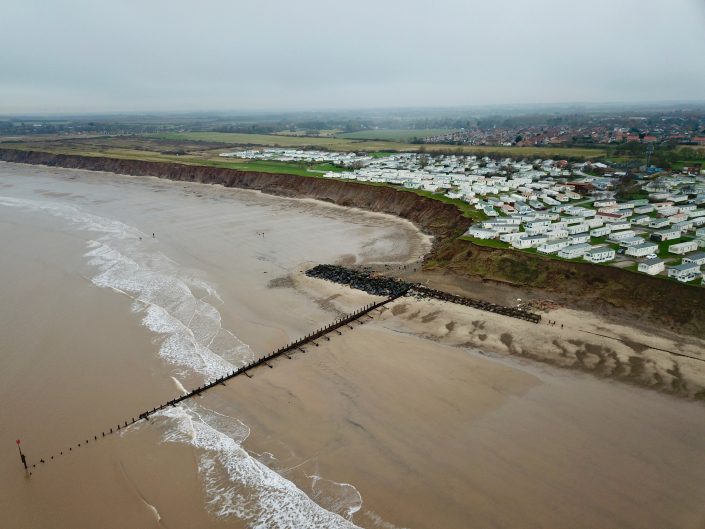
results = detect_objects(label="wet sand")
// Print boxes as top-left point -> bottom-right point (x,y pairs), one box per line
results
1,162 -> 705,529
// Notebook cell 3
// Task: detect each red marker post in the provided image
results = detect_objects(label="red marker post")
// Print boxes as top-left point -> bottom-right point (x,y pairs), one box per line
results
16,439 -> 27,470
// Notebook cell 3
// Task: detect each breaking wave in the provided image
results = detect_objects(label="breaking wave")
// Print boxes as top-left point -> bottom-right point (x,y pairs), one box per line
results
0,195 -> 366,528
158,404 -> 360,528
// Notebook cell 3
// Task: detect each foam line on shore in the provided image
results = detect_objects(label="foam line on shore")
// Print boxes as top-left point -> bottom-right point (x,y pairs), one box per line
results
158,404 -> 361,528
0,194 -> 370,527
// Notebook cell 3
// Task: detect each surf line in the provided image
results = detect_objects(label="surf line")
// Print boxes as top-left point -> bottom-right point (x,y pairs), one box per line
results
18,292 -> 405,472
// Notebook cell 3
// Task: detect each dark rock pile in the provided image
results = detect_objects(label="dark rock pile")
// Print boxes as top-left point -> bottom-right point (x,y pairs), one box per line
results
306,264 -> 411,297
306,264 -> 541,324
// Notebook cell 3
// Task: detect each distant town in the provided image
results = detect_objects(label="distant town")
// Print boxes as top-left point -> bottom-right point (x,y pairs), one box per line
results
420,110 -> 705,147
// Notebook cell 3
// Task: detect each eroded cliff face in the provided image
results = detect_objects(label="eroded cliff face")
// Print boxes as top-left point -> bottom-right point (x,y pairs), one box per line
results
2,148 -> 704,335
430,238 -> 705,336
0,149 -> 470,244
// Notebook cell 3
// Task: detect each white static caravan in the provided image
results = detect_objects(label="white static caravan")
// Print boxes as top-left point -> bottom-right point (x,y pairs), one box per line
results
465,227 -> 497,240
625,242 -> 659,257
638,258 -> 665,275
523,225 -> 551,236
619,237 -> 646,248
583,247 -> 615,263
566,223 -> 589,235
499,232 -> 524,244
667,262 -> 701,282
558,243 -> 592,259
631,215 -> 651,226
669,241 -> 699,255
650,218 -> 671,229
608,221 -> 632,232
488,224 -> 520,234
651,228 -> 682,242
683,251 -> 705,266
524,219 -> 551,230
545,228 -> 570,240
608,230 -> 637,242
590,226 -> 611,238
512,235 -> 548,249
594,200 -> 617,208
633,205 -> 655,215
537,238 -> 571,254
586,217 -> 604,229
569,234 -> 591,245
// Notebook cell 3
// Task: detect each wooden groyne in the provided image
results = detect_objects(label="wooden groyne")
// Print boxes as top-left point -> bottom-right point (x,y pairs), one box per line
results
139,290 -> 407,419
306,264 -> 541,324
20,267 -> 540,471
21,292 -> 406,472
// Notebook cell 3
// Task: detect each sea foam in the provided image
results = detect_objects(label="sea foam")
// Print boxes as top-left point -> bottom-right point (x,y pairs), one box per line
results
0,194 -> 368,528
159,404 -> 360,529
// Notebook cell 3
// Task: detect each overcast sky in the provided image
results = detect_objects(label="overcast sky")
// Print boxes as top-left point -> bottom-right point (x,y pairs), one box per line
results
2,0 -> 705,114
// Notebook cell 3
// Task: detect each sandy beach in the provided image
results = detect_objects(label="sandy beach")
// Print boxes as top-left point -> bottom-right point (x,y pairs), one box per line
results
1,162 -> 704,529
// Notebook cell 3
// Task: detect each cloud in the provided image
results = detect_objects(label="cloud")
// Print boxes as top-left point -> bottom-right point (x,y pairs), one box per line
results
1,0 -> 704,112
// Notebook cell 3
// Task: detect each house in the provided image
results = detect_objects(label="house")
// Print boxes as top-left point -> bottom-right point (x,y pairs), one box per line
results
626,242 -> 659,257
683,251 -> 705,266
465,227 -> 497,239
669,241 -> 699,255
667,262 -> 701,282
537,238 -> 571,254
558,243 -> 592,259
638,258 -> 665,275
583,247 -> 615,263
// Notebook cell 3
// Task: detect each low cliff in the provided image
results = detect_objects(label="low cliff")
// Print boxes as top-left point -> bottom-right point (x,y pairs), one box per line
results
2,148 -> 704,335
0,149 -> 469,244
430,237 -> 705,336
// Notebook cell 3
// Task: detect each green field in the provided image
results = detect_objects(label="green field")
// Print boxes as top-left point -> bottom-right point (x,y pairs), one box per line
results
150,132 -> 606,159
336,129 -> 454,142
